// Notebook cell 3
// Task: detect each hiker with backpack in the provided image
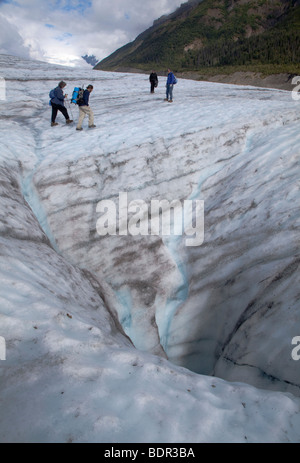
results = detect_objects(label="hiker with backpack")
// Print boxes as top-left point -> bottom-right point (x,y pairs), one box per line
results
165,69 -> 177,103
149,71 -> 158,93
76,84 -> 96,131
50,81 -> 73,126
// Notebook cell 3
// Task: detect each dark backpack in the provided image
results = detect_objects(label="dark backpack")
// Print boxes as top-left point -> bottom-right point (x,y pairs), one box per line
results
49,88 -> 55,106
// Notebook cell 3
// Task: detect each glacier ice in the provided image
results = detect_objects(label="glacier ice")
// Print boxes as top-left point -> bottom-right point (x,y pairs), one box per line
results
0,54 -> 300,443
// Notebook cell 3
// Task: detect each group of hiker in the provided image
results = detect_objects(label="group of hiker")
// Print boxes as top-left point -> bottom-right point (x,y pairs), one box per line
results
149,68 -> 177,102
49,69 -> 177,129
50,81 -> 96,130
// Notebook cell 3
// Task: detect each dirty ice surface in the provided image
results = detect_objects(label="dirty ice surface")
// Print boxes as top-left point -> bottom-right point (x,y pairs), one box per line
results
0,54 -> 300,443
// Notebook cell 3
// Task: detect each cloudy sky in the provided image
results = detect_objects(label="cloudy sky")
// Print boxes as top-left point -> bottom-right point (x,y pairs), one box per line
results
0,0 -> 184,67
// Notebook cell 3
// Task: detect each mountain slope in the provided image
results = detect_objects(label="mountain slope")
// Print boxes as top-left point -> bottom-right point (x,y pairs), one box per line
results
95,0 -> 300,74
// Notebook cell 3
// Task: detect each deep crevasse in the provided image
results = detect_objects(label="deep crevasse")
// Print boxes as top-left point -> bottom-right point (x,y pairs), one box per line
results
1,53 -> 300,389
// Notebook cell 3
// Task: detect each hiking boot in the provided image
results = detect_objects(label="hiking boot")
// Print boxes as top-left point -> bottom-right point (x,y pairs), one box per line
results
76,127 -> 83,131
66,119 -> 73,124
51,122 -> 58,127
88,124 -> 96,128
168,100 -> 173,103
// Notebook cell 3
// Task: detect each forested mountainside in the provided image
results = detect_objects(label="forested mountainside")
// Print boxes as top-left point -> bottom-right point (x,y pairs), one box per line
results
95,0 -> 300,75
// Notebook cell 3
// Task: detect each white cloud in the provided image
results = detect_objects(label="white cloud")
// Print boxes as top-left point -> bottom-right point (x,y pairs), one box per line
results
0,13 -> 31,59
0,0 -> 185,66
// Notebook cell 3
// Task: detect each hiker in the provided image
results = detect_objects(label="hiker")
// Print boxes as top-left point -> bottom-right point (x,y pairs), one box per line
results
165,69 -> 176,102
149,71 -> 158,93
76,84 -> 96,131
50,81 -> 73,126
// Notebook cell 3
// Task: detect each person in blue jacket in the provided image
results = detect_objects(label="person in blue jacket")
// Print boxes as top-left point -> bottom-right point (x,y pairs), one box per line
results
76,85 -> 96,131
165,69 -> 176,102
50,81 -> 73,126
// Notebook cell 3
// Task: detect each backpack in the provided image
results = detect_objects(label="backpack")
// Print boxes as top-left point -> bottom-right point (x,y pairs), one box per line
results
173,76 -> 178,84
49,88 -> 55,106
71,87 -> 84,105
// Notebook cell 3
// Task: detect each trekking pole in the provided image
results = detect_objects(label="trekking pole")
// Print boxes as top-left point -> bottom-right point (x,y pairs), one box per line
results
66,97 -> 74,120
